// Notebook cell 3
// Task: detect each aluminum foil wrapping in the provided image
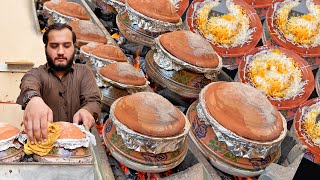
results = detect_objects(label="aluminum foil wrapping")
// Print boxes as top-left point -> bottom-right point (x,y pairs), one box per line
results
109,98 -> 191,154
0,133 -> 21,151
96,74 -> 110,88
43,5 -> 81,24
126,3 -> 183,33
88,55 -> 118,71
196,85 -> 288,159
105,0 -> 126,13
18,124 -> 95,150
153,37 -> 222,80
97,69 -> 149,91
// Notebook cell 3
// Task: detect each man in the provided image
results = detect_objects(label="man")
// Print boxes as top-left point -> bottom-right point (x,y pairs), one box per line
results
17,23 -> 101,145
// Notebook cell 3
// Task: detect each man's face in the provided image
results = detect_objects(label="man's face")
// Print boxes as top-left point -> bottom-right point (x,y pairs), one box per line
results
45,28 -> 75,71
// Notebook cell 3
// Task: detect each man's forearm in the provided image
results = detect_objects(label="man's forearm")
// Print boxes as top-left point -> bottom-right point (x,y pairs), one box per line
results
17,90 -> 41,110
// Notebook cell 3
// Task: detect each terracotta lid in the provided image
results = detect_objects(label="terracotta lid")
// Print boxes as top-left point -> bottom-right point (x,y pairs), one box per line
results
114,92 -> 186,137
68,20 -> 108,44
80,42 -> 103,54
159,30 -> 219,68
91,45 -> 127,62
99,62 -> 147,86
54,122 -> 86,139
44,0 -> 66,10
202,82 -> 283,142
127,0 -> 180,23
55,2 -> 90,20
0,123 -> 19,140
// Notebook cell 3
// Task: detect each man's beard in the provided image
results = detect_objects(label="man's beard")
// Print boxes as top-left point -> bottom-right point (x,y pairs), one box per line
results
46,49 -> 75,71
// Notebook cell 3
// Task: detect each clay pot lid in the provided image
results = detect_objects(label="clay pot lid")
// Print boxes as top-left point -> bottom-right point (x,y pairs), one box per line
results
99,62 -> 147,86
55,2 -> 90,20
266,0 -> 320,56
127,0 -> 180,23
201,82 -> 284,142
186,0 -> 262,57
44,0 -> 66,10
54,122 -> 86,139
238,46 -> 315,110
294,98 -> 320,161
159,31 -> 219,68
243,0 -> 272,7
68,20 -> 108,44
0,123 -> 19,140
80,42 -> 103,54
91,45 -> 127,62
114,92 -> 186,137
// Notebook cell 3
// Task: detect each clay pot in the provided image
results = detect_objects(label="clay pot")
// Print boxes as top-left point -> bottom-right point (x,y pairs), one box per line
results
0,123 -> 24,162
98,62 -> 147,88
34,122 -> 92,163
116,12 -> 160,47
146,50 -> 213,98
68,20 -> 108,48
127,0 -> 180,23
43,1 -> 90,25
82,43 -> 128,68
103,119 -> 188,172
111,92 -> 188,138
187,101 -> 281,176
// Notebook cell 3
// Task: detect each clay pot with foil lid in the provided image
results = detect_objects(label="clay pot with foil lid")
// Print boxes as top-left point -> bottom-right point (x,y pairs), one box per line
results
146,30 -> 222,98
186,0 -> 262,70
97,62 -> 152,106
238,46 -> 314,121
68,20 -> 108,47
0,123 -> 24,162
126,0 -> 182,31
187,101 -> 281,177
105,92 -> 190,172
82,42 -> 127,69
43,1 -> 90,24
33,122 -> 92,163
116,0 -> 183,46
98,62 -> 148,89
197,82 -> 287,159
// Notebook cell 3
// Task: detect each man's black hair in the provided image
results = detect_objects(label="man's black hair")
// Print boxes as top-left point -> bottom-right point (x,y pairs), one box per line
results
42,23 -> 76,47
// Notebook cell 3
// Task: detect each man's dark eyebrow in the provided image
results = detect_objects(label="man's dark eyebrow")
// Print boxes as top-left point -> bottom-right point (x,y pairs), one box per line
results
48,42 -> 72,45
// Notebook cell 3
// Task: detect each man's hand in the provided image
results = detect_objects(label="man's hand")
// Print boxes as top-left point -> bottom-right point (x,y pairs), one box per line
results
73,109 -> 95,129
23,97 -> 53,144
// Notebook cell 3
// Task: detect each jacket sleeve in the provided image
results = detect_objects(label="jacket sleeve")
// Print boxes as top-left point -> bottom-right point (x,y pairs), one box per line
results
79,65 -> 102,118
16,68 -> 42,109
